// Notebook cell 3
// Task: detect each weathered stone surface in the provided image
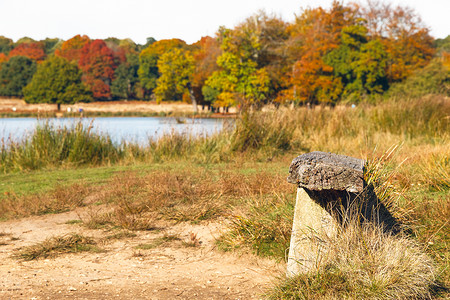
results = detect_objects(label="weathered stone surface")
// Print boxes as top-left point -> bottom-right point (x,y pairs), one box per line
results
287,151 -> 365,193
286,188 -> 337,277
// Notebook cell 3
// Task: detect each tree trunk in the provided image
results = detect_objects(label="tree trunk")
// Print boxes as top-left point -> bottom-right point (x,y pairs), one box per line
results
57,103 -> 61,111
187,83 -> 198,113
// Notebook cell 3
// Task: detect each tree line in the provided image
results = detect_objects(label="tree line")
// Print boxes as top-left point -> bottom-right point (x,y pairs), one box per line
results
0,1 -> 449,111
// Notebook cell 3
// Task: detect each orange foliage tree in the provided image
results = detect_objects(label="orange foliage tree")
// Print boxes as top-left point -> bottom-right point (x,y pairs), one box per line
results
0,53 -> 7,66
191,36 -> 221,108
355,1 -> 435,82
287,2 -> 356,103
78,39 -> 116,99
9,42 -> 46,62
55,35 -> 91,63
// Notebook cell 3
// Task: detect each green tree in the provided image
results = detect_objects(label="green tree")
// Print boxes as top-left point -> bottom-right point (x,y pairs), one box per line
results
434,35 -> 450,53
111,54 -> 139,99
325,24 -> 388,99
138,39 -> 186,98
154,48 -> 200,111
0,56 -> 36,97
205,51 -> 270,109
0,36 -> 13,55
42,38 -> 62,55
23,56 -> 92,110
231,12 -> 290,101
204,25 -> 270,110
111,40 -> 140,99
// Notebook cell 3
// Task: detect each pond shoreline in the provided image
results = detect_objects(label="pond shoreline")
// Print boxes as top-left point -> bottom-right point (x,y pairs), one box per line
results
0,98 -> 237,119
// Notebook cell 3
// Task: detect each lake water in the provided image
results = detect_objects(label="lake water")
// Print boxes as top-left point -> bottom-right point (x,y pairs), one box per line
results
0,117 -> 229,145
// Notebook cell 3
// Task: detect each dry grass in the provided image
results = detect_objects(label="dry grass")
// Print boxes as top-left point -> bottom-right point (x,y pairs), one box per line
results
14,233 -> 103,261
82,169 -> 293,231
269,220 -> 437,300
217,193 -> 294,258
0,182 -> 91,219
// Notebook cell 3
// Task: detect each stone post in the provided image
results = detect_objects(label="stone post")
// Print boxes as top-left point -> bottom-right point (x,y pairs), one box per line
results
286,151 -> 365,277
286,151 -> 399,276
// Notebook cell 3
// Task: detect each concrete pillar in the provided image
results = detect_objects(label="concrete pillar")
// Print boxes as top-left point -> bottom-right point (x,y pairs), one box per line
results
287,187 -> 337,276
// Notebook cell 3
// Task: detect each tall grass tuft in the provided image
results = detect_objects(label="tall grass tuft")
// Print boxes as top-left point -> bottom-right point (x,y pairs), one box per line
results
268,220 -> 437,300
1,121 -> 121,172
217,193 -> 294,258
230,111 -> 294,154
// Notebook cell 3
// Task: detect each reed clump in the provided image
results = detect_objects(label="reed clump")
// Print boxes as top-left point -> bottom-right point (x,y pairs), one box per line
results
1,121 -> 121,172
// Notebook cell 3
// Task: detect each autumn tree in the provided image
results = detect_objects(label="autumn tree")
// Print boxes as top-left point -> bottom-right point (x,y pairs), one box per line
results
23,56 -> 92,110
287,2 -> 357,104
78,39 -> 116,99
9,42 -> 46,62
190,36 -> 221,109
355,0 -> 435,82
55,35 -> 91,63
0,56 -> 36,97
205,25 -> 270,110
138,39 -> 187,98
0,53 -> 7,67
154,48 -> 199,111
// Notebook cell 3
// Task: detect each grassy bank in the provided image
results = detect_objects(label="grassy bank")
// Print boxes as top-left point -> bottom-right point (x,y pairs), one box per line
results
1,95 -> 449,298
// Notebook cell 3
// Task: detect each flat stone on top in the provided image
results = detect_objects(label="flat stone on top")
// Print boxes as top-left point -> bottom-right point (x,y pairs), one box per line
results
287,151 -> 365,193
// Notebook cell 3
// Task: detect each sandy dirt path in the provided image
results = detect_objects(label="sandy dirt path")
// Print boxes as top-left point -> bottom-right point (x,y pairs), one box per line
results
0,208 -> 282,300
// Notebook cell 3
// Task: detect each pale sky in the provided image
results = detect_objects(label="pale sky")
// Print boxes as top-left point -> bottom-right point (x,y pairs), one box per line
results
0,0 -> 449,45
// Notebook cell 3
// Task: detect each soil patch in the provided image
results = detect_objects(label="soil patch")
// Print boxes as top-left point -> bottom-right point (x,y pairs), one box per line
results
0,207 -> 281,299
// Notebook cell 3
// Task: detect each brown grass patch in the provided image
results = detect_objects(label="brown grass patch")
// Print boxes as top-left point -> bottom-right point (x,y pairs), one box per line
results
14,233 -> 103,261
83,169 -> 294,230
0,183 -> 91,219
